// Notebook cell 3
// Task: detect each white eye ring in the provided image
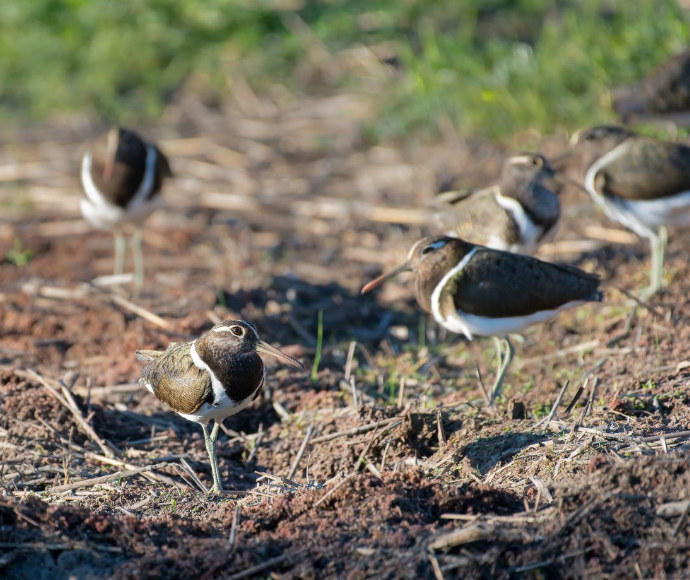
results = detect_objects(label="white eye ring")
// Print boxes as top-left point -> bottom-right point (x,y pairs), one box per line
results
230,326 -> 244,336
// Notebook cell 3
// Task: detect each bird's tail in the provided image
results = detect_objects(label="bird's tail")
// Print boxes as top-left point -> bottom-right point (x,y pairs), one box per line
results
135,349 -> 163,361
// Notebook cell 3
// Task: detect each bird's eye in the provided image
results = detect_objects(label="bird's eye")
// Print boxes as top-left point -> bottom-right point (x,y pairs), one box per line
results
422,240 -> 447,254
529,157 -> 539,166
231,326 -> 244,336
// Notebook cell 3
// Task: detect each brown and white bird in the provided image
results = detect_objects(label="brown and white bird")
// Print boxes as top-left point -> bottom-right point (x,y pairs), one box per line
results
137,320 -> 304,492
570,124 -> 690,297
80,127 -> 172,287
362,236 -> 602,402
433,153 -> 560,255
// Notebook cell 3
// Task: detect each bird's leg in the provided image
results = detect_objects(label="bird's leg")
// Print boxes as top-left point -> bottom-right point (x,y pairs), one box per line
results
201,422 -> 223,493
493,336 -> 504,375
491,337 -> 514,404
643,226 -> 667,299
113,231 -> 126,277
131,228 -> 145,289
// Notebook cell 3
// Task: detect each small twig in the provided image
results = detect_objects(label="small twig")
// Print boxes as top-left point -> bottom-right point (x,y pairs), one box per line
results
397,376 -> 406,408
105,293 -> 170,329
47,462 -> 170,493
672,500 -> 690,537
473,361 -> 495,415
581,377 -> 600,423
314,473 -> 356,508
344,341 -> 357,381
352,428 -> 379,473
272,400 -> 292,421
436,410 -> 446,449
287,425 -> 314,480
28,369 -> 114,458
311,417 -> 402,443
428,552 -> 445,580
379,440 -> 391,473
543,380 -> 571,426
84,452 -> 179,487
246,424 -> 264,464
563,385 -> 585,418
227,505 -> 240,554
179,458 -> 208,493
225,549 -> 306,580
350,376 -> 359,410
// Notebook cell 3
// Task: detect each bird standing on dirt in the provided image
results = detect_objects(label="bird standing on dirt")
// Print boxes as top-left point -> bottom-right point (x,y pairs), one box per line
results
361,236 -> 602,402
433,153 -> 560,255
137,320 -> 304,493
80,126 -> 172,288
569,124 -> 690,297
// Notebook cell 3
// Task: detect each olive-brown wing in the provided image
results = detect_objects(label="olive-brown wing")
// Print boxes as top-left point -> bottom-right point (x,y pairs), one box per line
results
447,249 -> 602,318
436,187 -> 516,246
600,139 -> 690,201
140,343 -> 212,415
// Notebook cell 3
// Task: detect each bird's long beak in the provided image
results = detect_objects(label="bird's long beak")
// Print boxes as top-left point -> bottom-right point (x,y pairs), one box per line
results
103,127 -> 120,181
361,262 -> 412,295
256,341 -> 304,369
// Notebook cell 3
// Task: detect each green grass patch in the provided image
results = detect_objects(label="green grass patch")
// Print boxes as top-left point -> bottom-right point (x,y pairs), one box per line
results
0,1 -> 688,139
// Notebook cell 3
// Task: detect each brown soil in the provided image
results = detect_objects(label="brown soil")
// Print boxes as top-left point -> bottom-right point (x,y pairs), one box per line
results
1,97 -> 689,579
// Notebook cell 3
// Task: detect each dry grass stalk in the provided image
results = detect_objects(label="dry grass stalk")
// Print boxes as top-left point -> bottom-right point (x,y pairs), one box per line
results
397,376 -> 406,408
344,341 -> 357,381
48,462 -> 170,493
311,417 -> 403,443
429,522 -> 524,551
227,505 -> 241,554
106,293 -> 170,329
563,385 -> 585,417
27,369 -> 115,459
537,380 -> 570,428
225,549 -> 306,580
473,361 -> 495,413
313,473 -> 356,508
84,452 -> 179,487
352,427 -> 379,474
246,424 -> 264,464
428,552 -> 445,580
287,425 -> 314,480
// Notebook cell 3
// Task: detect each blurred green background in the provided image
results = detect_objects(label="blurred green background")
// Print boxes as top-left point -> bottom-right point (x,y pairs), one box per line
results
1,0 -> 688,140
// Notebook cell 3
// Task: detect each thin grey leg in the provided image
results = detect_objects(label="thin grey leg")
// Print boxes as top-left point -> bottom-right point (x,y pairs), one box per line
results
201,422 -> 223,493
643,226 -> 667,299
491,337 -> 514,404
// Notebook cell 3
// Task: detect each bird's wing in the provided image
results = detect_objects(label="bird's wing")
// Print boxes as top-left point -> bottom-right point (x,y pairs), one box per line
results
435,187 -> 514,244
139,343 -> 213,414
600,139 -> 690,200
441,249 -> 601,318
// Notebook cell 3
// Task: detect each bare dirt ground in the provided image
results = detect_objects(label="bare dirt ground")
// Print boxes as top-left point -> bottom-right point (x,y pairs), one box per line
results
1,95 -> 689,579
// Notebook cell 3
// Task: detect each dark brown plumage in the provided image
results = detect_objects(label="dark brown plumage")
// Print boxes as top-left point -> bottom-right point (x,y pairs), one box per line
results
570,124 -> 690,296
362,236 -> 602,401
137,320 -> 303,492
80,126 -> 172,287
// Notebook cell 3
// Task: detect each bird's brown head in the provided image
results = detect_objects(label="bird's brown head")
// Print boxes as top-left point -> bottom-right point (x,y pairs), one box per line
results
503,153 -> 555,184
198,320 -> 304,369
361,236 -> 473,312
569,125 -> 635,168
